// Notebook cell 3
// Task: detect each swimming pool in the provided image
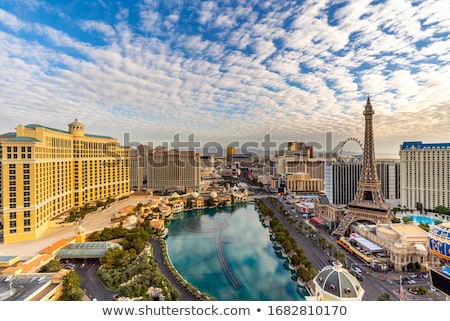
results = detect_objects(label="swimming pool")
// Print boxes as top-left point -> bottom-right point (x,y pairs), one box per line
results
406,215 -> 441,225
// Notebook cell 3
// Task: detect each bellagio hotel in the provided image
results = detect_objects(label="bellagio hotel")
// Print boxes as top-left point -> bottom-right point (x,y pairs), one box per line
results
0,119 -> 130,244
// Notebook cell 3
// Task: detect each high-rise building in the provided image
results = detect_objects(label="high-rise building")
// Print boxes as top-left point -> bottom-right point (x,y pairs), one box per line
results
226,146 -> 235,167
130,145 -> 149,191
131,145 -> 201,193
271,141 -> 324,179
324,159 -> 400,205
0,120 -> 130,243
333,98 -> 392,236
400,141 -> 450,211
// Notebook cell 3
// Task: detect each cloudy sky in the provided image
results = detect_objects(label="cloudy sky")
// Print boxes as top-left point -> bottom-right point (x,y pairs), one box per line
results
0,0 -> 449,156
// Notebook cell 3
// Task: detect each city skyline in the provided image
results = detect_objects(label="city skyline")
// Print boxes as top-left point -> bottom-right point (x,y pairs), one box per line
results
0,0 -> 449,156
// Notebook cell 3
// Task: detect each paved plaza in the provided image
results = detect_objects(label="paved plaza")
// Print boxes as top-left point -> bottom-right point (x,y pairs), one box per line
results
0,195 -> 151,259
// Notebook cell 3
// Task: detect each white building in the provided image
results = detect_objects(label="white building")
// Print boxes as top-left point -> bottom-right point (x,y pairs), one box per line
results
400,141 -> 450,211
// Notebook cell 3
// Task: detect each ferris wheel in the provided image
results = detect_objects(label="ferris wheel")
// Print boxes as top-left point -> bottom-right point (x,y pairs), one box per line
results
336,137 -> 364,162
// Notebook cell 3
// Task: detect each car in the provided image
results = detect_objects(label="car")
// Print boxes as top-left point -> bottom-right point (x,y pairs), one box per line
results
66,263 -> 75,270
407,279 -> 416,285
430,287 -> 436,292
4,275 -> 14,282
37,276 -> 46,283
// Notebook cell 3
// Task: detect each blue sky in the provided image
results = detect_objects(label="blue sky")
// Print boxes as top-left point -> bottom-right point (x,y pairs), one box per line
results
0,0 -> 449,156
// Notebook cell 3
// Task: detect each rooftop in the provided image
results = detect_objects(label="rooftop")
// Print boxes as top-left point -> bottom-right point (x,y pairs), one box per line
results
23,123 -> 114,140
401,141 -> 450,150
390,224 -> 429,236
55,242 -> 122,259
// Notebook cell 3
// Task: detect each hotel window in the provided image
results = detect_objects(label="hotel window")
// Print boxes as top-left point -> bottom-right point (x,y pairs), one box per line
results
24,211 -> 30,218
24,219 -> 30,226
24,227 -> 30,232
10,229 -> 16,234
10,212 -> 16,219
27,147 -> 31,152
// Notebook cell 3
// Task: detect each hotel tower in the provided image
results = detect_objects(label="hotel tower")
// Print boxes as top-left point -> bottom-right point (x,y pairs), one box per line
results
0,120 -> 130,243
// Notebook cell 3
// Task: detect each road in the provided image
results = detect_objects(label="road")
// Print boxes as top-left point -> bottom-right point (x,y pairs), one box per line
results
75,261 -> 116,301
259,195 -> 405,301
149,239 -> 199,301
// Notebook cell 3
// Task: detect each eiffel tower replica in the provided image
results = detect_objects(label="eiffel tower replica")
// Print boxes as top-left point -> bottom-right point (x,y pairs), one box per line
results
333,97 -> 393,237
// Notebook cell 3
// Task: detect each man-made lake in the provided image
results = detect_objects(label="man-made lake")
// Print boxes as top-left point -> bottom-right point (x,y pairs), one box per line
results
165,203 -> 308,301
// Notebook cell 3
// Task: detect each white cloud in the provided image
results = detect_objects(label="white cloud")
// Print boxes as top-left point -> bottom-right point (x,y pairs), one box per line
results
79,20 -> 116,38
0,8 -> 28,32
0,1 -> 449,155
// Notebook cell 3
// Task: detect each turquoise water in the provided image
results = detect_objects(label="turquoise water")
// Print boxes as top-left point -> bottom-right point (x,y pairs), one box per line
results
165,203 -> 307,301
407,215 -> 440,225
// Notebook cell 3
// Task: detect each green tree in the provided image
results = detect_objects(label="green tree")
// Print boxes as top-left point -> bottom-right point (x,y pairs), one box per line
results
435,205 -> 449,215
60,271 -> 84,301
418,223 -> 430,232
402,217 -> 413,224
40,259 -> 62,272
334,251 -> 347,267
297,266 -> 314,282
377,292 -> 390,301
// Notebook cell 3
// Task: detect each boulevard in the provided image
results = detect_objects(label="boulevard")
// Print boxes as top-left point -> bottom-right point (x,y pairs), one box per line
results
258,190 -> 444,301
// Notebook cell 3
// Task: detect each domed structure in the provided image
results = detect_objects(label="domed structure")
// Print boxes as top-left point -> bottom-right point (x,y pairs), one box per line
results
428,222 -> 450,262
68,118 -> 85,136
210,191 -> 218,198
312,261 -> 365,301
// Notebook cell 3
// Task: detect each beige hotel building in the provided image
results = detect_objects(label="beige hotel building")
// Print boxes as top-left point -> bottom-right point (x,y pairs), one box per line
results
400,141 -> 450,211
0,119 -> 130,244
130,144 -> 201,193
